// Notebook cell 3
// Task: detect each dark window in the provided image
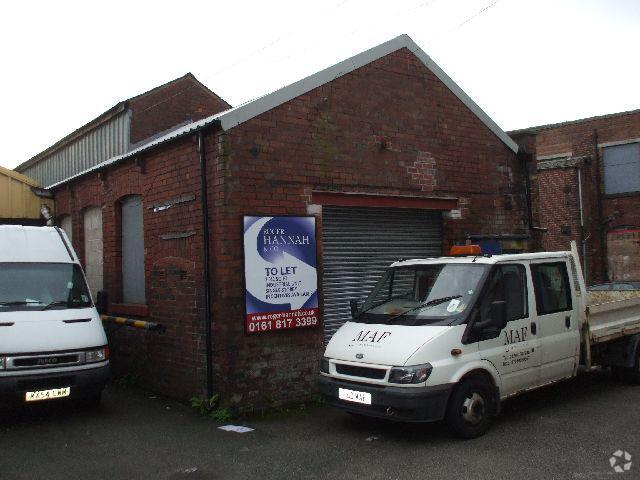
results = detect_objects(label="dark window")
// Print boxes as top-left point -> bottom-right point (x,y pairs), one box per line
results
359,264 -> 488,325
479,264 -> 528,323
531,262 -> 572,315
121,195 -> 145,304
604,142 -> 640,195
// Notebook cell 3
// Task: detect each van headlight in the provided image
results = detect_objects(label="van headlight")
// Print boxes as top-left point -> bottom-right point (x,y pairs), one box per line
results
85,347 -> 110,363
388,363 -> 433,384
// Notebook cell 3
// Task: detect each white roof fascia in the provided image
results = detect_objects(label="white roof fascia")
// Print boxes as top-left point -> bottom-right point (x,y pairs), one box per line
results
216,34 -> 518,153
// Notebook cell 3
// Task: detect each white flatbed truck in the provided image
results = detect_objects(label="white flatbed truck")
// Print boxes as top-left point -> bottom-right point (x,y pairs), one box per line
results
319,242 -> 640,437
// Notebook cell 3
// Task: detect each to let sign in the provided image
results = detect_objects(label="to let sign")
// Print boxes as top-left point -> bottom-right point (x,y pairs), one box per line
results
243,216 -> 319,334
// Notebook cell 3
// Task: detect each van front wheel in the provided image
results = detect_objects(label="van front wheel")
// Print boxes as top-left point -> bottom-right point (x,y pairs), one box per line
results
445,379 -> 493,439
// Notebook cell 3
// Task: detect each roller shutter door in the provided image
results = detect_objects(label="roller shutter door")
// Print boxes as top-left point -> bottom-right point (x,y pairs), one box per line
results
321,206 -> 442,342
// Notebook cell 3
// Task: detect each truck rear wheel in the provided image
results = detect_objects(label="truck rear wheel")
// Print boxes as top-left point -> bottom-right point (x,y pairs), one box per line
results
612,348 -> 640,385
445,378 -> 493,439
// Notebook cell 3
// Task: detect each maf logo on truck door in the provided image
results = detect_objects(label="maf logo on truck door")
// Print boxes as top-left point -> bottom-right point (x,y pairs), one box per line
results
351,331 -> 392,343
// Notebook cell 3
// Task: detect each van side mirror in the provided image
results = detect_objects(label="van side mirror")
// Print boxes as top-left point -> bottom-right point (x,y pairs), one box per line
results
95,290 -> 108,315
489,300 -> 508,330
350,299 -> 362,319
472,300 -> 507,338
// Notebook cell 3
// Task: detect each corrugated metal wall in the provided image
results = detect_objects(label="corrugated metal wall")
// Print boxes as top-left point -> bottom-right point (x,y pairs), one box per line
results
321,206 -> 442,342
21,111 -> 131,188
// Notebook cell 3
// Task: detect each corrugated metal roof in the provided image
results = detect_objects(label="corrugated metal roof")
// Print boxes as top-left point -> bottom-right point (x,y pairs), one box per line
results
21,111 -> 131,188
48,34 -> 518,190
14,103 -> 128,173
46,116 -> 221,190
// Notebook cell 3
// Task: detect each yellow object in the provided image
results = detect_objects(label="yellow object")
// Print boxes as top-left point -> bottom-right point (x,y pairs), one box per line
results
0,165 -> 47,220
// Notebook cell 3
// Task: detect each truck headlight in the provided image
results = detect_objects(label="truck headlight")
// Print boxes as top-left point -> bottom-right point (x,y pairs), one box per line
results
320,357 -> 330,374
388,363 -> 433,384
86,347 -> 109,363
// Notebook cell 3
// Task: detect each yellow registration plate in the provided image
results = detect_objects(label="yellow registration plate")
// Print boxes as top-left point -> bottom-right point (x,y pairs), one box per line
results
25,387 -> 71,402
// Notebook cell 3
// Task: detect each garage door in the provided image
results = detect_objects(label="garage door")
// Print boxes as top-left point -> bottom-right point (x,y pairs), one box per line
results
321,206 -> 442,342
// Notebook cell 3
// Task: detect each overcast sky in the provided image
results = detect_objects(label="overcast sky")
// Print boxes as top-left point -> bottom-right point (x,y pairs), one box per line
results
2,0 -> 639,169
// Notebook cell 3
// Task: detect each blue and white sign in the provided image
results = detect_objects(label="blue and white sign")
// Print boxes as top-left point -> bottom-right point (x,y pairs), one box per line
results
243,216 -> 319,334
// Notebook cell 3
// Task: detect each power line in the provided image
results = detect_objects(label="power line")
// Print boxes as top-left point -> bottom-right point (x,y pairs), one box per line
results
452,0 -> 502,30
209,0 -> 353,79
427,0 -> 503,45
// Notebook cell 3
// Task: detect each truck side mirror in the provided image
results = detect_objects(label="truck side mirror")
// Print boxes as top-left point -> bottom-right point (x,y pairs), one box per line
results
489,300 -> 508,330
350,299 -> 361,319
472,300 -> 507,338
95,290 -> 108,315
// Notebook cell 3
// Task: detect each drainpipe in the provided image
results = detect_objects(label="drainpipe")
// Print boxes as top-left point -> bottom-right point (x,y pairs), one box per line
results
521,151 -> 534,229
593,129 -> 607,281
198,129 -> 214,398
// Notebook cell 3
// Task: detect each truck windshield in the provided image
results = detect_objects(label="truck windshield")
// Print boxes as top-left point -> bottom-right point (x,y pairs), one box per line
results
0,263 -> 92,312
357,263 -> 488,325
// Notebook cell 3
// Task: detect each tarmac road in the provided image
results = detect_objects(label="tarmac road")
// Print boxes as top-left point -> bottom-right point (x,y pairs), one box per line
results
1,369 -> 638,480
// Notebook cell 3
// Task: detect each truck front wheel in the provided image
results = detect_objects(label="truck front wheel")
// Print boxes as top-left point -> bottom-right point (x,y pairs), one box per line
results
445,378 -> 493,439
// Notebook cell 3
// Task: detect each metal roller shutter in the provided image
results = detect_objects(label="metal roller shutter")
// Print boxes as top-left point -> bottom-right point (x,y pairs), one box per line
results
321,206 -> 442,342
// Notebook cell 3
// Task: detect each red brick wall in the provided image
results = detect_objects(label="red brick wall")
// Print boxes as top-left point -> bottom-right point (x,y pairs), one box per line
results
207,47 -> 528,412
513,110 -> 640,283
128,74 -> 230,145
53,136 -> 208,398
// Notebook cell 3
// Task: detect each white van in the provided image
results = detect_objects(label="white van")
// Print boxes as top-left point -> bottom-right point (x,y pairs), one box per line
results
0,225 -> 109,407
319,244 -> 640,437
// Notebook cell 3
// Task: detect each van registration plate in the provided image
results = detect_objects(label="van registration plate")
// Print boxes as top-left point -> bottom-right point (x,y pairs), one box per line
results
338,387 -> 371,405
25,387 -> 71,402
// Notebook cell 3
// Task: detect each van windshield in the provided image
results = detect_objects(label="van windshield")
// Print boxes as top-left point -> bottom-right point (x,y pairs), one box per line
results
0,263 -> 92,312
357,263 -> 488,326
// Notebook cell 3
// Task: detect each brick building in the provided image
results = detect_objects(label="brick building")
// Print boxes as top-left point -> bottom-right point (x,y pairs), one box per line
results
511,108 -> 640,284
30,35 -> 530,410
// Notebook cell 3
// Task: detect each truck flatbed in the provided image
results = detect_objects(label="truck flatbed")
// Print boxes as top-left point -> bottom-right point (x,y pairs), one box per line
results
587,291 -> 640,344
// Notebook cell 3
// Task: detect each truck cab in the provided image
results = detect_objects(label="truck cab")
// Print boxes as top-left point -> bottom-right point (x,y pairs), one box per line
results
0,225 -> 109,407
319,248 -> 587,437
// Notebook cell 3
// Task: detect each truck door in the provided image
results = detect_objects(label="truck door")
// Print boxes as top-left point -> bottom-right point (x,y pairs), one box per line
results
477,263 -> 541,397
530,260 -> 580,383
